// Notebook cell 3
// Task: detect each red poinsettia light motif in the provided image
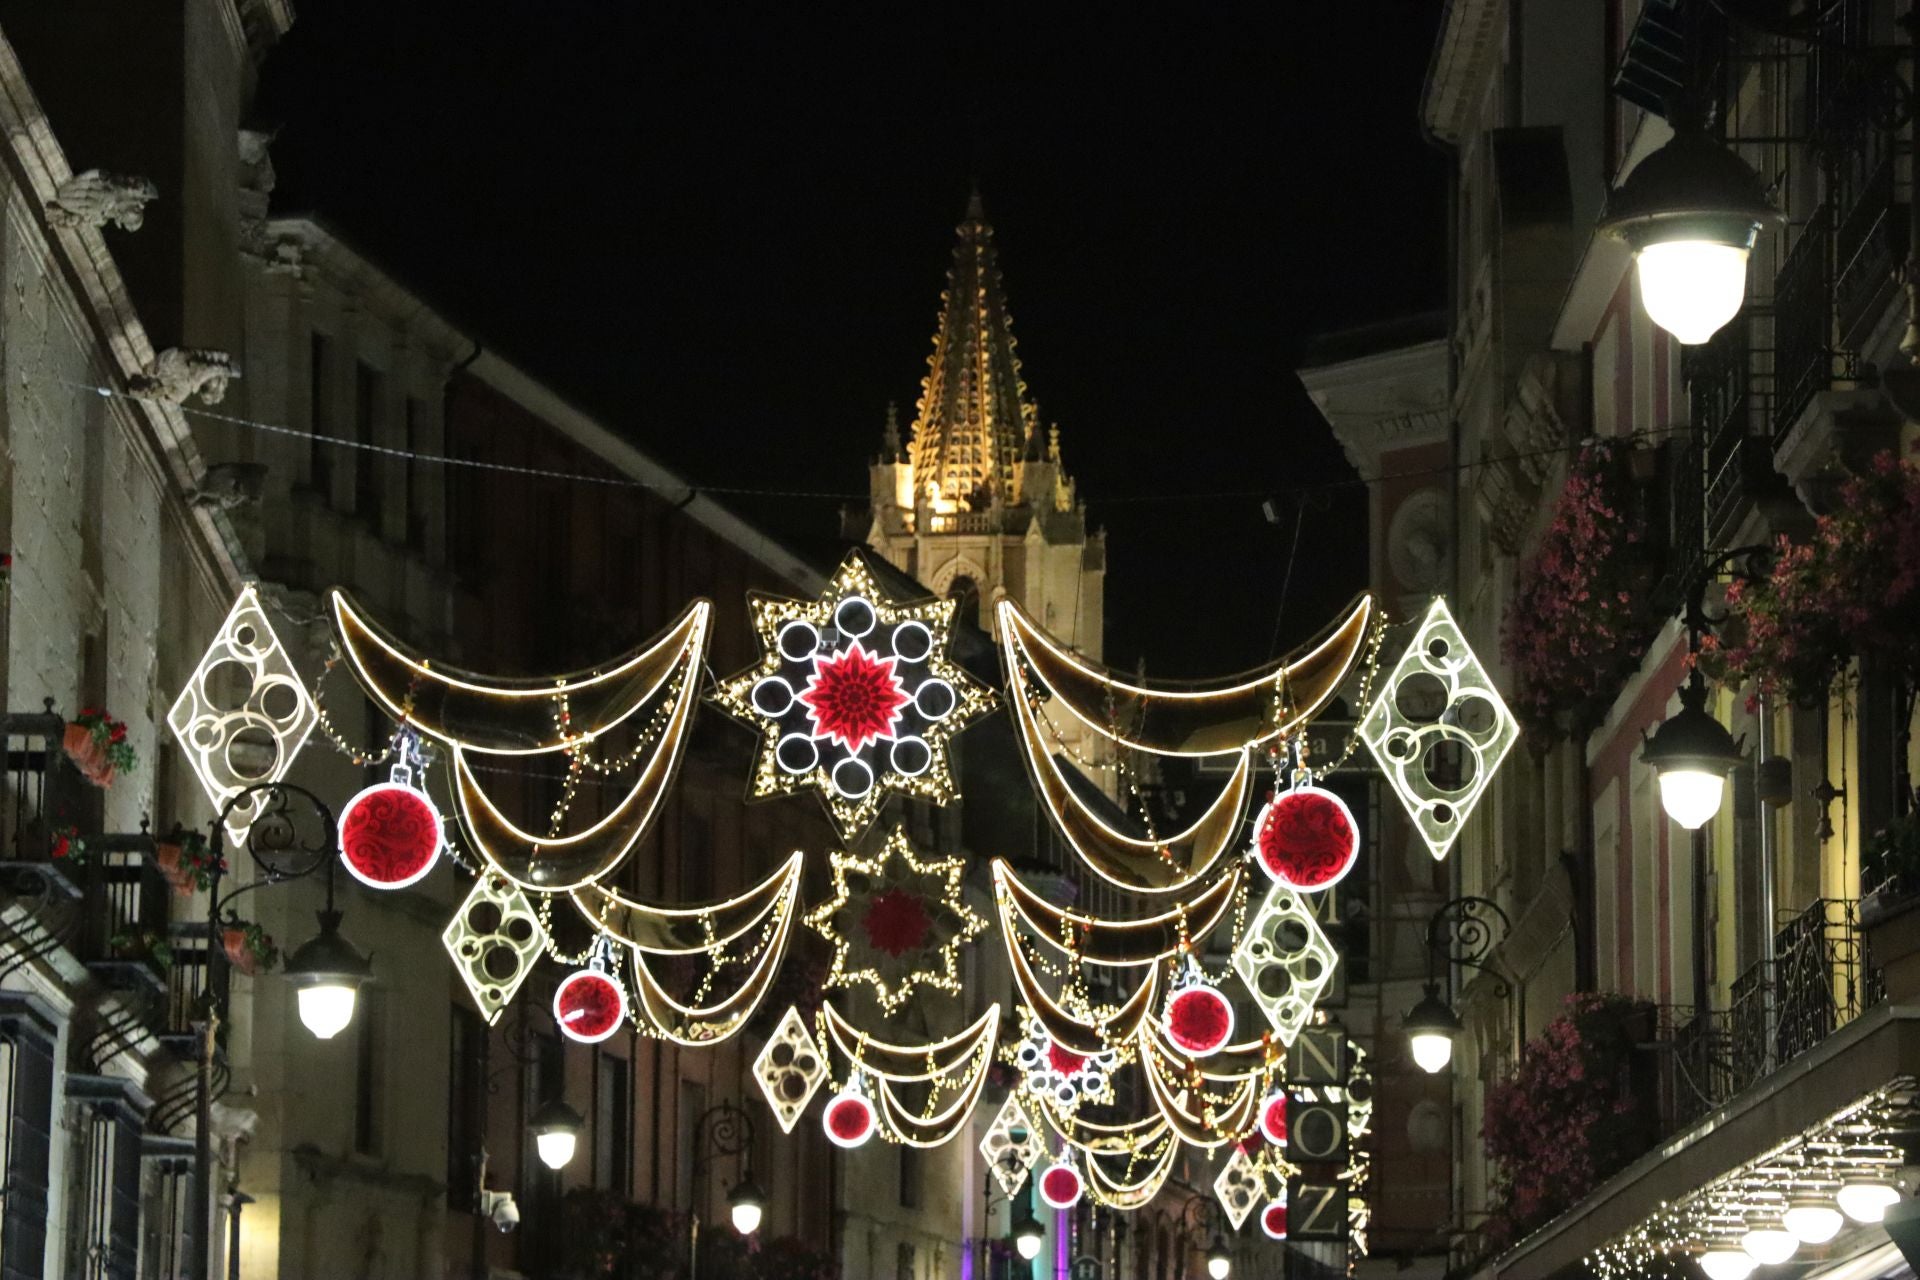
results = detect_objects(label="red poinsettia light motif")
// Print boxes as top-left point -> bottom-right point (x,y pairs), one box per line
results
798,641 -> 910,753
1254,785 -> 1359,891
553,967 -> 626,1044
861,888 -> 933,957
1046,1042 -> 1087,1077
338,782 -> 442,890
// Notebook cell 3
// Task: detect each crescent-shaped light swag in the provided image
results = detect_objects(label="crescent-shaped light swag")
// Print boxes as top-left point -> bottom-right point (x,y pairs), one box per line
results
996,594 -> 1375,757
629,875 -> 801,1046
571,852 -> 803,954
330,589 -> 711,755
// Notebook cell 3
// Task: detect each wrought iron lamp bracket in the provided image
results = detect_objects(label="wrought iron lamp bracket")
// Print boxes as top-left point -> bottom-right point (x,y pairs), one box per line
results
1425,895 -> 1514,999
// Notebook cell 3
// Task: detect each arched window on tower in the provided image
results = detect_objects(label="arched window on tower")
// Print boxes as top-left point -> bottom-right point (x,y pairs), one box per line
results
947,576 -> 979,633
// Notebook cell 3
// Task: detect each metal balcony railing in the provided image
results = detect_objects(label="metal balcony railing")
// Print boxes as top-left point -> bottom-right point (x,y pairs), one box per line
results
1834,148 -> 1902,350
0,703 -> 77,876
1773,206 -> 1835,444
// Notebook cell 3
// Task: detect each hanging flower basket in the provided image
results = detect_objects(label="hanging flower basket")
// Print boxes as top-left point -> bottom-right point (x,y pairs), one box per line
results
109,927 -> 173,970
154,832 -> 226,896
1500,440 -> 1664,741
222,921 -> 279,976
1697,450 -> 1920,707
64,709 -> 137,788
49,823 -> 86,865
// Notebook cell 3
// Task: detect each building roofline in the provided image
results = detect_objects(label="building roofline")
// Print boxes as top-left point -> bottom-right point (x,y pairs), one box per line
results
260,216 -> 824,594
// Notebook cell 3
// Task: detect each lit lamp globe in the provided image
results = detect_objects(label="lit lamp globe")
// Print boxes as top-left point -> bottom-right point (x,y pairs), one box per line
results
1698,1247 -> 1758,1280
727,1174 -> 767,1235
282,909 -> 372,1040
1837,1177 -> 1900,1223
529,1099 -> 585,1171
1012,1210 -> 1045,1261
1403,983 -> 1463,1074
1739,1223 -> 1800,1267
1597,127 -> 1784,345
1206,1236 -> 1232,1280
1783,1193 -> 1844,1245
1642,683 -> 1744,830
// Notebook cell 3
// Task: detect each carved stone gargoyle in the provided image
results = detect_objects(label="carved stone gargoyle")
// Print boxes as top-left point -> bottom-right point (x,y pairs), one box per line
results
129,349 -> 240,407
46,170 -> 158,231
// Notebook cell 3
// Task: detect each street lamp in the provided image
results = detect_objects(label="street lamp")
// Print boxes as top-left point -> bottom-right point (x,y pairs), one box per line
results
528,1099 -> 585,1171
1206,1235 -> 1232,1279
1404,982 -> 1464,1074
1402,897 -> 1509,1073
1598,126 -> 1784,345
727,1173 -> 767,1235
1012,1208 -> 1045,1260
283,906 -> 372,1039
1643,672 -> 1745,830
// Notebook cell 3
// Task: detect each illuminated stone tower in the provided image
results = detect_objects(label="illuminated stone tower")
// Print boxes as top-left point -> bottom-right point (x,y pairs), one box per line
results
860,194 -> 1106,662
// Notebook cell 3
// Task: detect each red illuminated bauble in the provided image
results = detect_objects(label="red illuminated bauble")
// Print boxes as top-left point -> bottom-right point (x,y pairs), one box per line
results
1259,1092 -> 1289,1146
1253,785 -> 1359,890
823,1088 -> 876,1149
1260,1200 -> 1288,1240
1038,1159 -> 1084,1209
1164,984 -> 1235,1058
553,967 -> 626,1044
338,781 -> 442,890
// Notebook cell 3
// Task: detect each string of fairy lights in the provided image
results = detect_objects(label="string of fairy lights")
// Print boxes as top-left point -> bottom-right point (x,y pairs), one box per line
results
157,543 -> 1537,1253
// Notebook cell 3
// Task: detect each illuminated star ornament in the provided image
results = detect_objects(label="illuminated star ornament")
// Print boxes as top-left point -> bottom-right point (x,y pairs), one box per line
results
804,825 -> 987,1013
713,551 -> 997,839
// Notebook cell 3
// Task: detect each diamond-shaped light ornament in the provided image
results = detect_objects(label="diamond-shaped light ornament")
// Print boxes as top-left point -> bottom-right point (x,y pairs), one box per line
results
1214,1144 -> 1266,1231
753,1006 -> 828,1134
442,874 -> 546,1025
1358,597 -> 1518,860
980,1094 -> 1044,1198
167,586 -> 318,843
1232,881 -> 1339,1045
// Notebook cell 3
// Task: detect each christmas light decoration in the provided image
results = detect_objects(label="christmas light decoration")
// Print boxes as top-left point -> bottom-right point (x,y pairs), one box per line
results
1259,1091 -> 1289,1146
1161,954 -> 1235,1057
442,873 -> 547,1025
993,859 -> 1243,966
1251,748 -> 1358,891
1037,1152 -> 1086,1210
822,1074 -> 877,1149
1232,881 -> 1339,1046
805,826 -> 987,1012
1006,937 -> 1161,1056
168,586 -> 318,842
629,875 -> 799,1046
553,938 -> 627,1044
1012,1012 -> 1116,1110
996,595 -> 1375,757
1259,1198 -> 1288,1241
1357,597 -> 1517,861
820,1002 -> 1001,1146
1003,644 -> 1251,892
753,1006 -> 829,1134
331,590 -> 711,754
337,729 -> 443,890
573,853 -> 804,953
1084,1136 -> 1179,1211
1214,1145 -> 1266,1231
980,1095 -> 1045,1197
713,553 -> 996,840
1140,1030 -> 1260,1148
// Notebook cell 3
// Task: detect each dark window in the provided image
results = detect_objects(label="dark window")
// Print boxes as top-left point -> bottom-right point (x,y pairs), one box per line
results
309,333 -> 331,496
895,1242 -> 916,1280
0,1008 -> 56,1277
354,362 -> 381,516
898,1143 -> 921,1209
405,399 -> 428,551
594,1053 -> 630,1195
447,1005 -> 487,1213
354,988 -> 385,1156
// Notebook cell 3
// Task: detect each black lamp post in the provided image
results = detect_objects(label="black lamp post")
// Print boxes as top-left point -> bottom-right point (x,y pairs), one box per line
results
1402,896 -> 1511,1074
688,1101 -> 759,1280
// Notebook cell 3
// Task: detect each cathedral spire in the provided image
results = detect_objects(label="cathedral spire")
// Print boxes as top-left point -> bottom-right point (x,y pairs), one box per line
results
908,194 -> 1038,511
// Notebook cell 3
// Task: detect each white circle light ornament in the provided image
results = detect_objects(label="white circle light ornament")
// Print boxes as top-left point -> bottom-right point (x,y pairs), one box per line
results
337,731 -> 443,890
1597,127 -> 1785,346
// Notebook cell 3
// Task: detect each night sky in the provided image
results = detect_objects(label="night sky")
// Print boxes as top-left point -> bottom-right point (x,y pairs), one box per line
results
258,4 -> 1448,675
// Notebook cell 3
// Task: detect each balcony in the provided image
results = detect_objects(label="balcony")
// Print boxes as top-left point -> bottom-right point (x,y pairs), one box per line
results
1685,318 -> 1785,547
1772,206 -> 1835,444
